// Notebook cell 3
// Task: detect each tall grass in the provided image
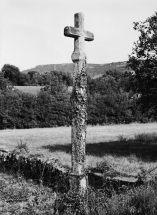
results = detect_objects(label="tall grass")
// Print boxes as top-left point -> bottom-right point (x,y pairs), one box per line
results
55,182 -> 157,214
0,173 -> 56,214
2,131 -> 157,214
135,133 -> 157,144
1,124 -> 157,179
1,172 -> 157,214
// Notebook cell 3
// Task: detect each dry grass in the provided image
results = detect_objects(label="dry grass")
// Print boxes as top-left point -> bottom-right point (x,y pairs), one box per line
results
14,86 -> 44,95
0,173 -> 56,214
1,123 -> 157,214
1,123 -> 157,178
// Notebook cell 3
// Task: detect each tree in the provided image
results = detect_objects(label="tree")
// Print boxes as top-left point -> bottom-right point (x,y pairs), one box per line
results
127,12 -> 157,113
0,72 -> 7,90
2,64 -> 28,86
0,71 -> 13,91
27,71 -> 41,85
2,64 -> 20,85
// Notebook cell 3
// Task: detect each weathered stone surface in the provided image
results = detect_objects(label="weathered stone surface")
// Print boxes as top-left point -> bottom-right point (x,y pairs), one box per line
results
64,27 -> 94,41
88,171 -> 144,191
64,12 -> 94,196
64,12 -> 94,62
113,176 -> 139,183
71,60 -> 87,177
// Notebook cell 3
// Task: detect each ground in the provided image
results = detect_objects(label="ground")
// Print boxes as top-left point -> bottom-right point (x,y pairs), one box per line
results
0,172 -> 56,214
1,123 -> 157,214
1,122 -> 157,178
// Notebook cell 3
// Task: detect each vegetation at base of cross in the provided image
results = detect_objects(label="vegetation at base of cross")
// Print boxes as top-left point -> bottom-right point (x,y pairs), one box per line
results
1,162 -> 157,214
0,173 -> 56,214
55,183 -> 157,215
1,131 -> 157,214
0,11 -> 157,129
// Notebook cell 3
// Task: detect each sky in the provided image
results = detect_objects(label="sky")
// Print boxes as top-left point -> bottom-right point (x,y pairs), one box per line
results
0,0 -> 156,71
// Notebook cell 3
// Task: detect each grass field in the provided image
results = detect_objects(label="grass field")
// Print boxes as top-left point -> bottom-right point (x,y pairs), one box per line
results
1,122 -> 157,179
14,86 -> 44,95
1,123 -> 157,214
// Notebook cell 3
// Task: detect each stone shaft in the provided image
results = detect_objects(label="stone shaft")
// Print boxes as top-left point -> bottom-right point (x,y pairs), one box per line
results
64,12 -> 94,195
73,13 -> 85,58
70,59 -> 87,193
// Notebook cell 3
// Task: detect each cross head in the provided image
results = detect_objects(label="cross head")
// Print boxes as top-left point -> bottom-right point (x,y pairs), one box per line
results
64,12 -> 94,61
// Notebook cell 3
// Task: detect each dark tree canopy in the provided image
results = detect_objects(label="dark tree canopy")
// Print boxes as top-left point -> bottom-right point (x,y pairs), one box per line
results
2,64 -> 28,86
2,64 -> 20,85
0,72 -> 7,90
127,12 -> 157,111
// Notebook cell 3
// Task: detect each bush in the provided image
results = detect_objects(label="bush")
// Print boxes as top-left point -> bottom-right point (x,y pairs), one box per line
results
134,133 -> 157,144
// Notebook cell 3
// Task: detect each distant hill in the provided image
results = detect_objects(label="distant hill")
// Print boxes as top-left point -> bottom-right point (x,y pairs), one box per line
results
22,61 -> 129,78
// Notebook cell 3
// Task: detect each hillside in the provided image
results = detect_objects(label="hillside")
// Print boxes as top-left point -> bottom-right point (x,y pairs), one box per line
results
22,61 -> 129,78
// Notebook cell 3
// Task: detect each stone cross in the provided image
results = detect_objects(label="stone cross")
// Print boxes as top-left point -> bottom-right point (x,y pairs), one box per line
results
64,12 -> 94,195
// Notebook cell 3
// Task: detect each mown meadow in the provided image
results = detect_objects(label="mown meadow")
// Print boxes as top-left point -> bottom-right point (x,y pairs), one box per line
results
1,123 -> 157,214
1,123 -> 157,176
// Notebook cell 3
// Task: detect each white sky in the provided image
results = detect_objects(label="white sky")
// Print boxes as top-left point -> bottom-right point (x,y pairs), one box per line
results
0,0 -> 156,71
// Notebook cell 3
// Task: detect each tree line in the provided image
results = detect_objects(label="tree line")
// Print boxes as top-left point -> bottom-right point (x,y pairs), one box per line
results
0,11 -> 156,129
0,67 -> 155,129
1,64 -> 72,86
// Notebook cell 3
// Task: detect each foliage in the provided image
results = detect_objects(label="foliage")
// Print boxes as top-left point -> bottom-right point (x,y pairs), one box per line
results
134,133 -> 157,144
14,139 -> 29,153
87,70 -> 137,125
127,12 -> 157,114
2,64 -> 28,86
0,72 -> 8,90
0,67 -> 155,129
117,135 -> 128,142
0,150 -> 70,193
1,64 -> 73,87
87,184 -> 157,215
1,129 -> 157,214
0,173 -> 56,214
36,85 -> 71,127
2,171 -> 157,215
20,70 -> 73,86
1,57 -> 157,128
55,190 -> 88,214
53,183 -> 157,215
0,71 -> 13,91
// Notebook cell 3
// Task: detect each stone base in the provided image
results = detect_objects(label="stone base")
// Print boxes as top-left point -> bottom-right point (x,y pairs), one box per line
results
69,173 -> 89,214
69,173 -> 88,195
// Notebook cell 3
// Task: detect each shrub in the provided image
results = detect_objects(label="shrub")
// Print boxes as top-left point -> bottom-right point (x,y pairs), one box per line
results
134,133 -> 157,144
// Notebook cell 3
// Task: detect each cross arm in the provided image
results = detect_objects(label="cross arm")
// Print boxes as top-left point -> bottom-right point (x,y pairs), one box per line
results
64,26 -> 80,38
84,30 -> 94,41
64,26 -> 94,41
